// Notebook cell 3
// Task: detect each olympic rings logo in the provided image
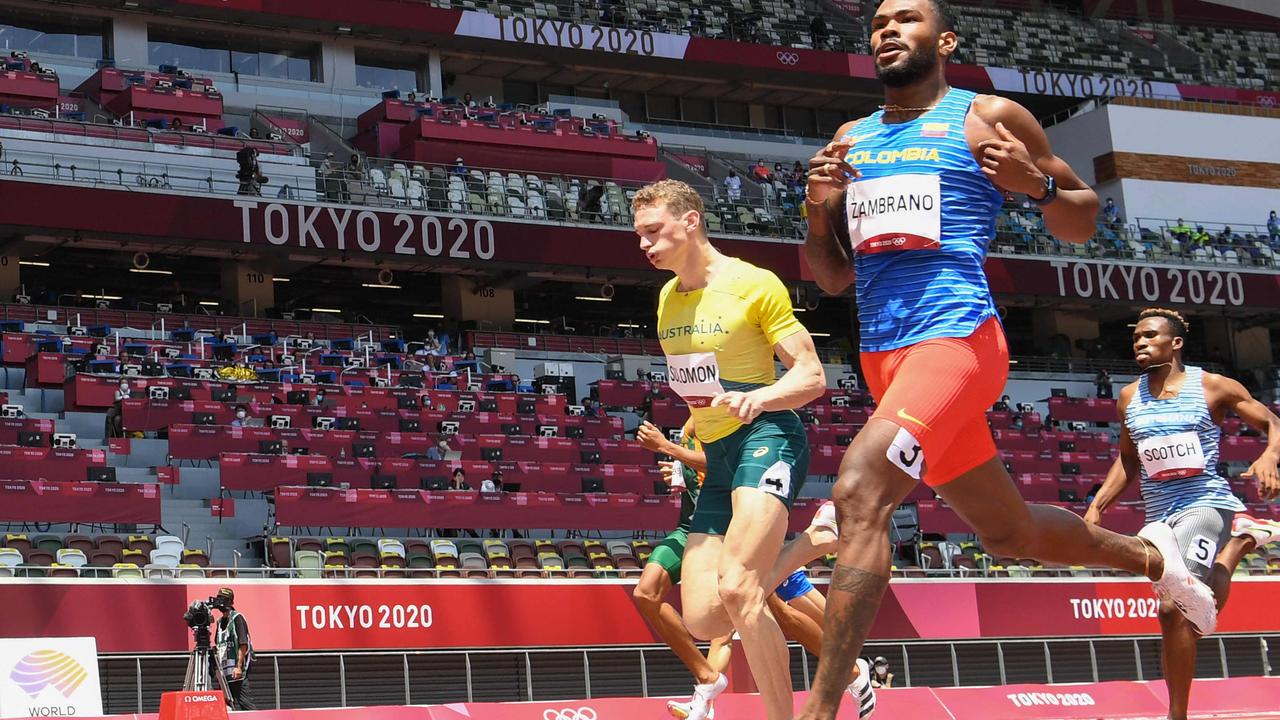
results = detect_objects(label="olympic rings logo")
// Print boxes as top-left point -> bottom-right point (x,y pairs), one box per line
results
542,708 -> 597,720
776,52 -> 800,65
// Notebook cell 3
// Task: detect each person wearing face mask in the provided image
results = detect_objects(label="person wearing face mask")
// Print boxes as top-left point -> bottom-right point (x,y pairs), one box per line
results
230,405 -> 262,428
106,379 -> 131,438
869,657 -> 893,688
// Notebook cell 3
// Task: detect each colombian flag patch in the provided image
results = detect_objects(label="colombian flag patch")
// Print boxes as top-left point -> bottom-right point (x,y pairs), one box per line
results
920,123 -> 949,137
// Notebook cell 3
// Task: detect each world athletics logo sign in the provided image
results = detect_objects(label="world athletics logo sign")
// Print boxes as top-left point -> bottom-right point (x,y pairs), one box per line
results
0,638 -> 103,718
9,650 -> 89,699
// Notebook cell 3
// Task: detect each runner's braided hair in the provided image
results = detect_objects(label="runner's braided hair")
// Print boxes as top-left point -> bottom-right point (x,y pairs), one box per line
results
1138,308 -> 1189,339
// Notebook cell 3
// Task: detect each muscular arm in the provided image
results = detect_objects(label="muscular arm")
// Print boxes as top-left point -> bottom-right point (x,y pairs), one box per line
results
1210,373 -> 1280,501
753,329 -> 827,412
1086,385 -> 1140,519
803,121 -> 857,295
972,96 -> 1099,243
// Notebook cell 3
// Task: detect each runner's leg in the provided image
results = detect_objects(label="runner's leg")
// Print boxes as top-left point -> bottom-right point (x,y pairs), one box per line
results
769,591 -> 824,656
633,561 -> 721,685
680,534 -> 734,641
798,419 -> 919,719
719,486 -> 792,720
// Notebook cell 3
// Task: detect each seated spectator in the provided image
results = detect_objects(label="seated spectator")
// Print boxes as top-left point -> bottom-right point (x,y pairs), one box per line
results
1269,210 -> 1279,243
425,436 -> 451,461
462,92 -> 476,109
992,394 -> 1011,412
451,157 -> 467,177
230,405 -> 262,427
406,90 -> 418,103
449,467 -> 470,491
312,390 -> 329,407
724,170 -> 742,201
580,397 -> 599,418
480,475 -> 498,493
249,128 -> 261,139
1217,225 -> 1239,248
170,116 -> 183,131
1102,197 -> 1120,227
1190,225 -> 1211,248
751,159 -> 771,184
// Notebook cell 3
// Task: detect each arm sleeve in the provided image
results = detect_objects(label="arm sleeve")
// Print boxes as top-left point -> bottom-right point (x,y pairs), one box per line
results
752,270 -> 805,347
235,616 -> 249,646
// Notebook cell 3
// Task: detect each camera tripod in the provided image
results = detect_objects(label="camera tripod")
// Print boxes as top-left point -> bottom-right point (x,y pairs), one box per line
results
183,623 -> 232,697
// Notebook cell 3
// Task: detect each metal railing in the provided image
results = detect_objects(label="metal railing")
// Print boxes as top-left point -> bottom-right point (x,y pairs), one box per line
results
2,148 -> 317,201
95,634 -> 1278,714
2,563 -> 1190,580
0,111 -> 302,156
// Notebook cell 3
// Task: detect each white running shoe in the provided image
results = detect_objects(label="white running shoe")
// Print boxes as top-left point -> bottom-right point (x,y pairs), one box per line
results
844,658 -> 876,718
1138,522 -> 1218,635
1232,513 -> 1280,547
811,500 -> 838,534
666,673 -> 727,720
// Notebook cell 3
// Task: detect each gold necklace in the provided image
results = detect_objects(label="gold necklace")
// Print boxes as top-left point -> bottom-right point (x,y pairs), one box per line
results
879,103 -> 936,112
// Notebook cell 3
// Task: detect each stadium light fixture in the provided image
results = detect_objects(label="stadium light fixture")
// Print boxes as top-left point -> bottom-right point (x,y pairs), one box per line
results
617,323 -> 641,328
309,308 -> 342,314
198,301 -> 220,306
413,313 -> 444,319
514,318 -> 551,324
273,277 -> 291,283
81,294 -> 124,301
361,283 -> 402,289
574,295 -> 611,302
19,261 -> 50,267
129,268 -> 173,275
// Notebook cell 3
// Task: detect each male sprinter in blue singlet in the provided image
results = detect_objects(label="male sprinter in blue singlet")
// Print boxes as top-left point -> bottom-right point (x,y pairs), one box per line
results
796,2 -> 1220,717
1084,308 -> 1280,720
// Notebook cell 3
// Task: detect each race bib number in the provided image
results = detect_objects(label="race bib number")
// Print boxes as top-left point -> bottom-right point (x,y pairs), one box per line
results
759,460 -> 793,499
1185,534 -> 1217,568
845,174 -> 941,255
666,352 -> 725,407
1137,431 -> 1205,480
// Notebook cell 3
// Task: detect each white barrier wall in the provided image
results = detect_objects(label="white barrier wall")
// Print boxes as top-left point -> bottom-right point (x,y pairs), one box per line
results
1046,103 -> 1280,227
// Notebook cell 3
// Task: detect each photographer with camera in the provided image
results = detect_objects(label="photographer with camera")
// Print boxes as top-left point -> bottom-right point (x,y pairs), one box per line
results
212,588 -> 256,709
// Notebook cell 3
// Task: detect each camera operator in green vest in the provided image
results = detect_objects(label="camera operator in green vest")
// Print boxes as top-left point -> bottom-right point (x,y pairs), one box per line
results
212,588 -> 256,710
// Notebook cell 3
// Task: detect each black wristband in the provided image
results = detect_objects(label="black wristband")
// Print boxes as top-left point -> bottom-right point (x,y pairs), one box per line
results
1029,175 -> 1057,206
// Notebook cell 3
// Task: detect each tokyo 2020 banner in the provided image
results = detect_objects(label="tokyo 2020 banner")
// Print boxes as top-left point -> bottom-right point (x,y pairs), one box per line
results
0,578 -> 1277,653
3,180 -> 1278,310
